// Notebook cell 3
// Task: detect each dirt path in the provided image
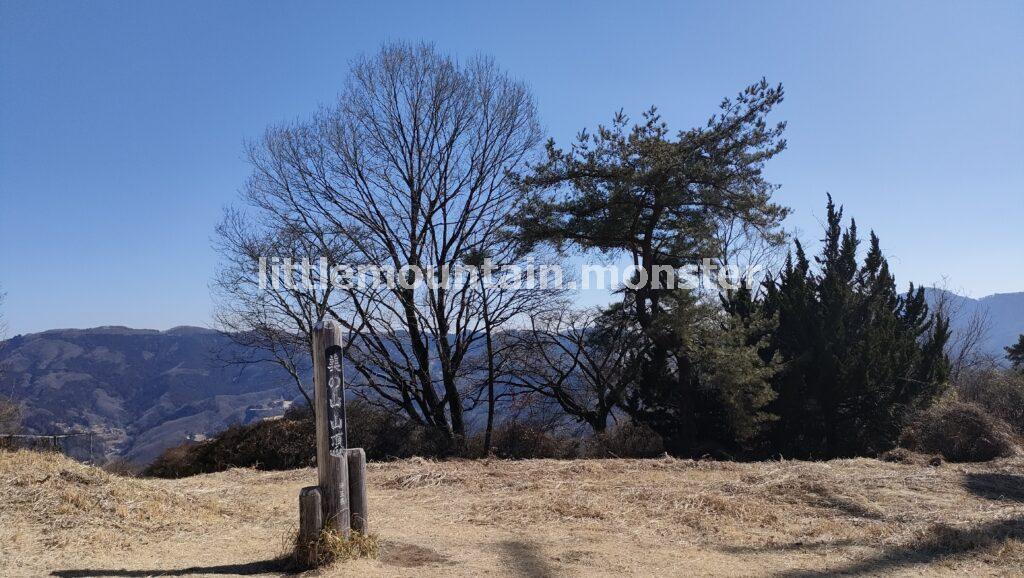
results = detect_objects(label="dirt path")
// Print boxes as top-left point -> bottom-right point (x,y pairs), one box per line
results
2,451 -> 1023,576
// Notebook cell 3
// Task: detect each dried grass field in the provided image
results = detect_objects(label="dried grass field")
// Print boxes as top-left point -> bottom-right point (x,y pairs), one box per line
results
2,449 -> 1023,577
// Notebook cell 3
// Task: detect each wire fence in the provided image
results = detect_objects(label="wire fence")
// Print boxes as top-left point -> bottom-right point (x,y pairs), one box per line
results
0,432 -> 98,463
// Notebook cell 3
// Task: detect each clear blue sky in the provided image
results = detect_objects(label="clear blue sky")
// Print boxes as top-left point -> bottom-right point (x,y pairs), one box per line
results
1,1 -> 1022,335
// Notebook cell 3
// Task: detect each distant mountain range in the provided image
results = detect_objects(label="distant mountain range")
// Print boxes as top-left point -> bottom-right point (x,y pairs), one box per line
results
1,291 -> 1020,466
0,326 -> 301,465
923,290 -> 1024,361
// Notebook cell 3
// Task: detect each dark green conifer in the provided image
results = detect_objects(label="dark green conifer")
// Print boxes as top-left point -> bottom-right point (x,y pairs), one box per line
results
761,197 -> 950,458
1007,335 -> 1024,370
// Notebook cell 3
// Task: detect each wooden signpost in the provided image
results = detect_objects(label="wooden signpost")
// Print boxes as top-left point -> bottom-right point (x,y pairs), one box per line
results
299,321 -> 368,542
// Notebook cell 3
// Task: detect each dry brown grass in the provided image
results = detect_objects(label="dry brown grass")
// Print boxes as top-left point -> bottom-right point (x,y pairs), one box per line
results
2,448 -> 1023,576
0,449 -> 226,537
292,528 -> 380,569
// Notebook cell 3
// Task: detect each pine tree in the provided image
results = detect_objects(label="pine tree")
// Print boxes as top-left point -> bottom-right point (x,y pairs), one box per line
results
518,81 -> 789,455
1006,335 -> 1024,370
759,197 -> 950,458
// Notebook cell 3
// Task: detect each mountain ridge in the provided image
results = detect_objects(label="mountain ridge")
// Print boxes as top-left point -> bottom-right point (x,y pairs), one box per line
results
2,291 -> 1021,466
922,289 -> 1024,360
0,326 -> 301,465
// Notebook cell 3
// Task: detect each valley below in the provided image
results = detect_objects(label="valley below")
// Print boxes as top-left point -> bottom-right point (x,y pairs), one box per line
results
0,326 -> 299,465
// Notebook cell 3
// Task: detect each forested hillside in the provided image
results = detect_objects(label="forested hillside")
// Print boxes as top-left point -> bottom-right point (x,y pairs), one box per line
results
0,326 -> 297,463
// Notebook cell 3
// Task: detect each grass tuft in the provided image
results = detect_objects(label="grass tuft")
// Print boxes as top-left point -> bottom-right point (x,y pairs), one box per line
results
292,527 -> 379,569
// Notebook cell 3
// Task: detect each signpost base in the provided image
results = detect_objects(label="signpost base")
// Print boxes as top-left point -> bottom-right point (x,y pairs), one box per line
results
299,321 -> 369,542
298,450 -> 368,538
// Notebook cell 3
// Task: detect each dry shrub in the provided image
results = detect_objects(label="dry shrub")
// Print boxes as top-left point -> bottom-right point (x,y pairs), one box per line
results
584,421 -> 664,458
346,400 -> 452,459
144,443 -> 199,477
901,398 -> 1019,462
0,395 -> 20,435
144,406 -> 315,477
292,528 -> 379,569
958,369 -> 1024,436
101,458 -> 139,476
879,447 -> 916,464
482,421 -> 574,459
878,447 -> 942,466
143,401 -> 458,477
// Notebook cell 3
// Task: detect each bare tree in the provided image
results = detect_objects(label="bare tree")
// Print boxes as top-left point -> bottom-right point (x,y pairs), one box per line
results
929,279 -> 995,382
223,43 -> 546,448
212,208 -> 355,407
712,213 -> 788,299
461,249 -> 566,453
503,307 -> 638,434
0,398 -> 18,436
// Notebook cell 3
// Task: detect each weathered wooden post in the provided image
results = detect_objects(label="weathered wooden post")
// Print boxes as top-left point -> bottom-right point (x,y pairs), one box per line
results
313,321 -> 349,534
298,485 -> 322,543
347,447 -> 368,533
299,320 -> 369,541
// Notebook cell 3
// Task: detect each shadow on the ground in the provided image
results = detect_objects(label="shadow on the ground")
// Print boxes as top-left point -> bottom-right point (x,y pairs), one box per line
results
725,472 -> 1024,576
379,540 -> 449,568
809,487 -> 886,520
497,539 -> 556,578
717,538 -> 860,554
772,517 -> 1024,577
964,472 -> 1024,502
51,558 -> 292,577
